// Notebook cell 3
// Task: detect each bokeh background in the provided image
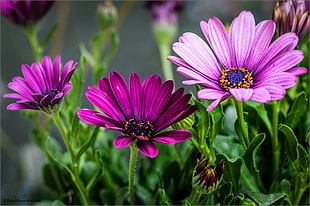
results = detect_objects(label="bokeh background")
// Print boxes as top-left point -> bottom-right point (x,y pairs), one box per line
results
1,0 -> 274,202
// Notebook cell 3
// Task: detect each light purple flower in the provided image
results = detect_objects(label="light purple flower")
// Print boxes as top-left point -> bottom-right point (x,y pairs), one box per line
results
3,56 -> 77,114
77,72 -> 197,158
168,11 -> 307,111
0,0 -> 55,26
145,1 -> 184,25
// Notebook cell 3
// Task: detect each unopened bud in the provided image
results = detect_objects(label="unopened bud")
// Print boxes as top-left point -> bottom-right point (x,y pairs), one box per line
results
96,1 -> 118,30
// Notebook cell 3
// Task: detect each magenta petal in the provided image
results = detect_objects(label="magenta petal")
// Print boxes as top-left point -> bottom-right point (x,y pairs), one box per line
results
109,72 -> 132,119
230,88 -> 253,101
129,73 -> 143,118
7,103 -> 38,110
198,88 -> 229,100
153,130 -> 192,144
137,141 -> 158,158
285,67 -> 308,76
77,109 -> 108,127
113,136 -> 134,148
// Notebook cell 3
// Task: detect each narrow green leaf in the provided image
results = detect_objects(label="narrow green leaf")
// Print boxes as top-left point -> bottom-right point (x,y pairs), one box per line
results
243,133 -> 266,193
79,43 -> 95,67
217,154 -> 242,195
278,124 -> 298,161
45,136 -> 64,164
247,191 -> 286,205
285,92 -> 307,129
41,23 -> 58,48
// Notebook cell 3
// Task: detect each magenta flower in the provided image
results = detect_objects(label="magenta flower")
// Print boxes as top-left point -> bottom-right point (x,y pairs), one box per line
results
168,11 -> 307,111
0,0 -> 55,26
77,72 -> 197,158
3,56 -> 77,114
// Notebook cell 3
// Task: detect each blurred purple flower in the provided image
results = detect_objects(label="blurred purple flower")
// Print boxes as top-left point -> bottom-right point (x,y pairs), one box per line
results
145,1 -> 184,25
77,72 -> 197,158
273,0 -> 310,38
0,0 -> 55,26
168,11 -> 307,111
3,56 -> 77,114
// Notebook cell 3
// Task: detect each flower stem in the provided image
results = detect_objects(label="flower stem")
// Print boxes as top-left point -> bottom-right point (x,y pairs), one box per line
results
191,190 -> 202,205
158,43 -> 174,81
128,143 -> 138,205
24,24 -> 42,62
52,113 -> 90,205
271,101 -> 280,178
233,99 -> 250,148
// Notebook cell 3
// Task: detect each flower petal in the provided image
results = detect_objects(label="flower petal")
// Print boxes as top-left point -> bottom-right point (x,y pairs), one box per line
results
229,11 -> 255,68
230,88 -> 253,101
7,103 -> 38,110
246,20 -> 275,70
251,87 -> 271,103
137,141 -> 158,158
200,18 -> 233,69
153,130 -> 192,144
109,72 -> 132,119
113,136 -> 134,148
129,73 -> 143,118
77,109 -> 108,127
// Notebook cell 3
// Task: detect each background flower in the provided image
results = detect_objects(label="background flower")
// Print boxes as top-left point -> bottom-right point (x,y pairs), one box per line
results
3,56 -> 77,114
77,72 -> 197,158
168,11 -> 307,111
0,0 -> 55,27
272,0 -> 310,38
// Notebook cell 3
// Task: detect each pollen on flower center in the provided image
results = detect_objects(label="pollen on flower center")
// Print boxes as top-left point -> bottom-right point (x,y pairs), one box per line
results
124,117 -> 155,140
219,67 -> 253,91
43,89 -> 60,98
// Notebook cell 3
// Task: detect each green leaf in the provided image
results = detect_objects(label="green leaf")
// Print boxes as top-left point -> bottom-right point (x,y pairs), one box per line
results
213,135 -> 244,162
246,191 -> 286,205
79,43 -> 95,67
243,133 -> 266,193
154,188 -> 172,205
217,154 -> 242,194
42,23 -> 58,48
171,113 -> 195,131
278,124 -> 298,161
35,200 -> 65,205
285,92 -> 307,130
45,136 -> 64,164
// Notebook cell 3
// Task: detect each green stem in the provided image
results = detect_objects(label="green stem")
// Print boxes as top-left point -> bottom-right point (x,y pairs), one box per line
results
53,113 -> 90,205
128,143 -> 138,205
158,43 -> 174,81
271,101 -> 280,178
24,24 -> 42,62
233,99 -> 250,148
191,190 -> 202,205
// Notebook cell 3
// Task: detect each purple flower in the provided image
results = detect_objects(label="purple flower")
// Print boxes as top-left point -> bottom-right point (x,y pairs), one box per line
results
273,0 -> 310,38
0,0 -> 55,26
168,11 -> 307,111
77,72 -> 197,158
3,56 -> 77,114
145,1 -> 184,25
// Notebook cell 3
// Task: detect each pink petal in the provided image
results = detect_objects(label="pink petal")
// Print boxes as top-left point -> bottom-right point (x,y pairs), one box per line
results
137,141 -> 158,158
230,88 -> 253,101
77,109 -> 108,127
229,11 -> 255,68
251,87 -> 271,103
113,136 -> 134,148
153,130 -> 192,144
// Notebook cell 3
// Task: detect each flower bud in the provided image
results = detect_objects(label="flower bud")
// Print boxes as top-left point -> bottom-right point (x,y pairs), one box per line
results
96,1 -> 118,30
192,155 -> 224,194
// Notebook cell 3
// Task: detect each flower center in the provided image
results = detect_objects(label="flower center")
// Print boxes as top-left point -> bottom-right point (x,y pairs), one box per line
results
43,89 -> 60,98
124,117 -> 155,140
219,67 -> 253,91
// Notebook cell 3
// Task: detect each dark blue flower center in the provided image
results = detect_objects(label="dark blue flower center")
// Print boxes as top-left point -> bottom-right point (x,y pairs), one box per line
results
124,117 -> 155,140
219,67 -> 253,91
43,89 -> 60,98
